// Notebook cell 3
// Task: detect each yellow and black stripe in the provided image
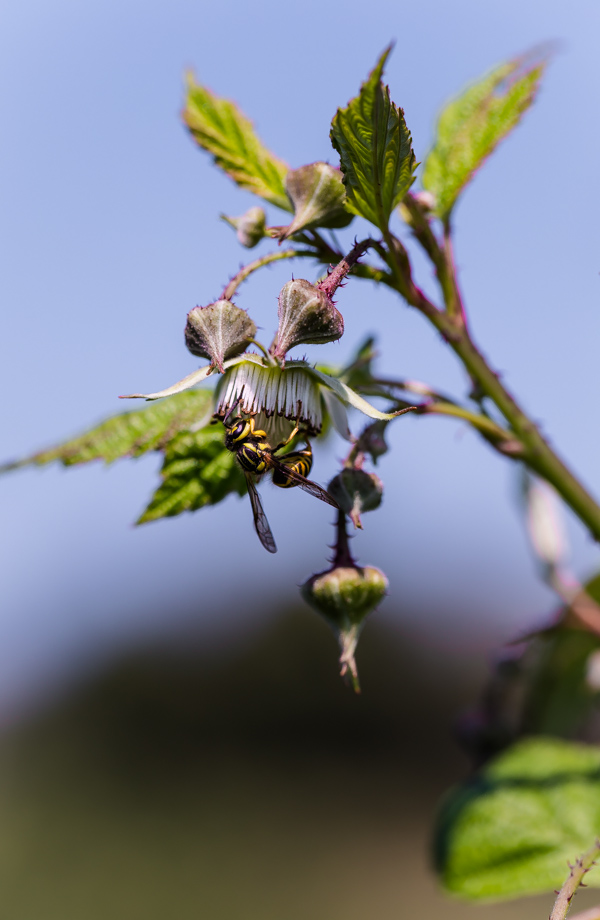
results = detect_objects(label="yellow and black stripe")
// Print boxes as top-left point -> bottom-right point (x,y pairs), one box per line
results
272,447 -> 313,488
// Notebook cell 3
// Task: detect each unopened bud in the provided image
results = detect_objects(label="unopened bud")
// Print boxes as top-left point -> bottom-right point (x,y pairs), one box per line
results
222,206 -> 267,248
328,469 -> 383,528
185,300 -> 256,371
301,564 -> 388,693
399,190 -> 437,226
270,279 -> 344,359
521,474 -> 567,568
278,162 -> 353,241
355,420 -> 389,464
413,191 -> 436,212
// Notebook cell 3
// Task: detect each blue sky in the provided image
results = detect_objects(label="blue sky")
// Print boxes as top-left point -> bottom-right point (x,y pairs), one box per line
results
1,0 -> 599,712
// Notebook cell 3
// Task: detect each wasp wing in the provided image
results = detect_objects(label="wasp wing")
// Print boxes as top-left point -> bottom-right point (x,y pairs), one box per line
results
245,473 -> 277,554
268,457 -> 339,509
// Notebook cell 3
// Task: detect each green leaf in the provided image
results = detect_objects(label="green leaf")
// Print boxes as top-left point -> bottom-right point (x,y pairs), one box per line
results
1,390 -> 213,471
435,737 -> 600,900
137,426 -> 246,524
330,46 -> 417,232
183,73 -> 291,212
422,53 -> 547,220
519,629 -> 600,738
340,335 -> 378,391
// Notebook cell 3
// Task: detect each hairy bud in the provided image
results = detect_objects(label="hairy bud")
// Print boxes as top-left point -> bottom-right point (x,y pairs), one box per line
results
355,420 -> 389,464
222,206 -> 267,248
301,564 -> 388,693
270,279 -> 344,359
185,300 -> 256,371
328,469 -> 383,528
277,162 -> 353,241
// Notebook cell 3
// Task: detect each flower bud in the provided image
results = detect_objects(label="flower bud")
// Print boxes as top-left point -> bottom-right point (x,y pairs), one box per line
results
356,420 -> 389,464
399,190 -> 437,226
328,469 -> 383,528
301,564 -> 388,693
277,162 -> 353,241
414,191 -> 436,212
185,300 -> 256,371
222,206 -> 267,248
270,279 -> 344,359
521,474 -> 567,569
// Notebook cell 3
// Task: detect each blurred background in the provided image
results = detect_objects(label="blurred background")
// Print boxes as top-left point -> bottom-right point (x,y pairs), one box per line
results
0,0 -> 599,916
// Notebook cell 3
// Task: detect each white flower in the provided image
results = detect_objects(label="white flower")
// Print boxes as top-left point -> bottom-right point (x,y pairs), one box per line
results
121,353 -> 411,442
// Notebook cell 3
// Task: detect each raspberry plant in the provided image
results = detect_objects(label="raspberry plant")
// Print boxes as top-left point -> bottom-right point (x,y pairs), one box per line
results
5,44 -> 600,914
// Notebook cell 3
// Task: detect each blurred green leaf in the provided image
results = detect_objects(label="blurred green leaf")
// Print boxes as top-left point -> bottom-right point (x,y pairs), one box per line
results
340,335 -> 378,390
422,54 -> 546,221
137,426 -> 246,524
435,737 -> 600,899
183,74 -> 291,212
519,630 -> 600,738
1,390 -> 213,470
330,47 -> 416,232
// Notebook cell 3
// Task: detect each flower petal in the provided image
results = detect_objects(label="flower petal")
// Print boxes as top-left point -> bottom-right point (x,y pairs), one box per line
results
321,388 -> 351,441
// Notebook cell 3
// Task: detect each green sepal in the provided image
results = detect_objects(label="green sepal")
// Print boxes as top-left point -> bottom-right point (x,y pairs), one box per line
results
121,354 -> 263,402
0,390 -> 213,471
330,46 -> 417,232
435,737 -> 600,900
422,53 -> 547,220
137,425 -> 246,524
183,73 -> 291,212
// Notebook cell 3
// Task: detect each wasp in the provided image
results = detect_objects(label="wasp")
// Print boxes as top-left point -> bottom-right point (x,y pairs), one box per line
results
222,402 -> 339,554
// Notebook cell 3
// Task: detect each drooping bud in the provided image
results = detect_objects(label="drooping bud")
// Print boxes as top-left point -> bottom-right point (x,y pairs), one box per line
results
185,300 -> 256,372
301,564 -> 388,692
276,162 -> 353,241
354,420 -> 389,465
521,471 -> 567,570
222,206 -> 267,248
328,469 -> 383,528
413,191 -> 436,212
270,279 -> 344,360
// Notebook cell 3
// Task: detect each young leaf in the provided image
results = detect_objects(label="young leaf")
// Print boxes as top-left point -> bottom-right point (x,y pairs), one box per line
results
183,74 -> 291,212
330,46 -> 417,232
137,426 -> 246,524
1,390 -> 213,470
422,53 -> 547,221
435,737 -> 600,899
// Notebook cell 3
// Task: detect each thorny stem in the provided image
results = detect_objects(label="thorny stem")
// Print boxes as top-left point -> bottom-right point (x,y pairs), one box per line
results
549,840 -> 600,920
566,907 -> 600,920
332,508 -> 356,568
383,229 -> 600,542
417,401 -> 521,452
442,217 -> 468,324
371,376 -> 459,402
220,248 -> 313,301
546,569 -> 600,635
358,377 -> 520,454
317,238 -> 380,299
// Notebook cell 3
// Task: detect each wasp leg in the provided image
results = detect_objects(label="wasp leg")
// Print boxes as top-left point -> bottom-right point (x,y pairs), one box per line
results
272,424 -> 299,453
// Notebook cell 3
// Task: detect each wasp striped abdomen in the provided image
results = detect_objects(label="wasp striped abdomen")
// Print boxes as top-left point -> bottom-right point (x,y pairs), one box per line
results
220,403 -> 338,553
272,447 -> 313,488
